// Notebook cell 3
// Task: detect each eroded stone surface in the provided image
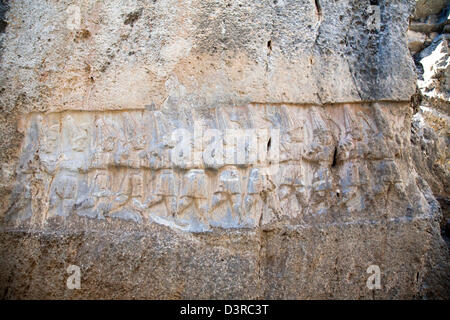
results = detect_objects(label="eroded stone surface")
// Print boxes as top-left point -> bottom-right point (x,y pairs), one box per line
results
5,103 -> 419,233
414,0 -> 448,19
0,0 -> 416,114
0,0 -> 449,299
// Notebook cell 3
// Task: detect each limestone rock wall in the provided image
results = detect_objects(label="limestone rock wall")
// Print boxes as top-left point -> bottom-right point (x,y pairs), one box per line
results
0,0 -> 448,299
408,1 -> 449,229
407,2 -> 450,295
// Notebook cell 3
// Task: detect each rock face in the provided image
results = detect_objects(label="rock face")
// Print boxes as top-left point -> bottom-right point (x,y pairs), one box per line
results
408,2 -> 450,289
0,0 -> 448,299
413,0 -> 448,19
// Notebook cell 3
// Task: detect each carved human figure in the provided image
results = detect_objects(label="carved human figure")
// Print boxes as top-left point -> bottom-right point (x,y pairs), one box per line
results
145,138 -> 173,170
92,117 -> 118,167
120,114 -> 146,168
75,171 -> 112,219
145,169 -> 179,217
108,172 -> 146,223
48,173 -> 78,217
336,107 -> 366,210
277,165 -> 306,217
279,110 -> 305,162
258,169 -> 282,219
40,123 -> 60,155
124,114 -> 146,151
210,166 -> 242,223
178,169 -> 209,223
301,110 -> 336,211
303,109 -> 335,164
38,116 -> 60,173
65,115 -> 89,152
359,107 -> 395,160
310,166 -> 333,203
5,174 -> 33,222
244,167 -> 283,225
337,161 -> 365,211
243,168 -> 264,225
371,159 -> 404,197
337,106 -> 364,162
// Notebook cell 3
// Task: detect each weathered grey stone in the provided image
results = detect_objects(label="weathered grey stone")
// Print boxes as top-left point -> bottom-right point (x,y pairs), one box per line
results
408,30 -> 427,53
409,1 -> 450,298
418,36 -> 450,101
409,21 -> 447,33
414,0 -> 448,19
0,0 -> 449,299
0,0 -> 416,113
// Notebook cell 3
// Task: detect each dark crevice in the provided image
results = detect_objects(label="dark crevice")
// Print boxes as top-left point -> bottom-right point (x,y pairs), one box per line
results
267,137 -> 272,152
0,17 -> 6,33
314,0 -> 322,19
312,0 -> 323,54
331,146 -> 338,167
124,8 -> 142,27
0,0 -> 9,34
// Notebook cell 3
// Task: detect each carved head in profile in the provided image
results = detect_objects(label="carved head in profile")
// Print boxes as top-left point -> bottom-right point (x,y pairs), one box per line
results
65,116 -> 89,152
247,168 -> 263,195
103,135 -> 116,152
93,172 -> 111,198
72,130 -> 89,152
131,134 -> 145,150
131,174 -> 144,198
40,123 -> 60,154
217,167 -> 241,195
310,109 -> 334,146
94,118 -> 116,152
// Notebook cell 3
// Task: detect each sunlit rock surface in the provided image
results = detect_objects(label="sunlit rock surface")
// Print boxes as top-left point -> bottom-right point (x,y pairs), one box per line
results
0,0 -> 448,299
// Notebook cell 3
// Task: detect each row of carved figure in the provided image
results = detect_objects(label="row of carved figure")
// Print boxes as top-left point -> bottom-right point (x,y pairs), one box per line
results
9,155 -> 405,231
19,104 -> 406,174
8,104 -> 409,231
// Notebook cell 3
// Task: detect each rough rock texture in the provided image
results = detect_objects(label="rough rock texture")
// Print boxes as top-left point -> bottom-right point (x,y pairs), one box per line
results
0,0 -> 449,299
409,2 -> 450,266
413,0 -> 448,19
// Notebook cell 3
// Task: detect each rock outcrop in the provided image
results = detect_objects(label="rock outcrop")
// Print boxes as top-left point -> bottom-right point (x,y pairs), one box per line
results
408,2 -> 450,296
0,0 -> 448,299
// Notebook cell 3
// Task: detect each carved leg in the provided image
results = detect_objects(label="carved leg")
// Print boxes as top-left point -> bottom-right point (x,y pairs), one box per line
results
165,196 -> 178,217
178,196 -> 193,215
